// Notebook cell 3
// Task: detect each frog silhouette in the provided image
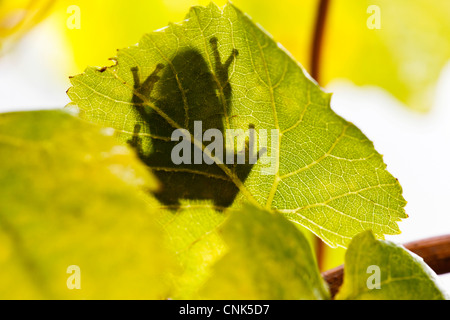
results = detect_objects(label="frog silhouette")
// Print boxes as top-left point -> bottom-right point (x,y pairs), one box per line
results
128,37 -> 257,207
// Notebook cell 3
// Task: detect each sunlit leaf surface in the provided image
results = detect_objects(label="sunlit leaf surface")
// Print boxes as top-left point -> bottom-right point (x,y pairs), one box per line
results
200,204 -> 330,300
67,2 -> 407,296
336,231 -> 448,300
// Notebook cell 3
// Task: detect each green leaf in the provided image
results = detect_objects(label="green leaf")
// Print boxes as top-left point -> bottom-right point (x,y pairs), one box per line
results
0,110 -> 176,299
199,204 -> 330,300
67,2 -> 407,291
153,202 -> 228,299
336,231 -> 449,300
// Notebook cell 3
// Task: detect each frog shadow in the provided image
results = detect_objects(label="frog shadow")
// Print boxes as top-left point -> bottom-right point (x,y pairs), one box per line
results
128,38 -> 257,208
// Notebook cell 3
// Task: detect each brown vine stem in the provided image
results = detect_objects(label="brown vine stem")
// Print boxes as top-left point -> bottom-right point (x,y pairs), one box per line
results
310,0 -> 331,270
310,0 -> 331,84
322,234 -> 450,298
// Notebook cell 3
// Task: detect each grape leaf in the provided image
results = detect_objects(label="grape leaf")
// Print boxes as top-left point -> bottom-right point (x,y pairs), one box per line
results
67,2 -> 407,291
335,231 -> 449,300
0,110 -> 176,299
199,204 -> 330,300
152,201 -> 229,299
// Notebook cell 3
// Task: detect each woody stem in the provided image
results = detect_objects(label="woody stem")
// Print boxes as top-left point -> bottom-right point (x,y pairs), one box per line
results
310,0 -> 331,270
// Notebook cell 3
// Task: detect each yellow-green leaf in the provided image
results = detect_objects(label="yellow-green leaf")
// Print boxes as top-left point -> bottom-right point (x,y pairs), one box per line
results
336,231 -> 449,300
68,2 -> 407,248
67,2 -> 408,296
200,204 -> 330,300
0,110 -> 176,299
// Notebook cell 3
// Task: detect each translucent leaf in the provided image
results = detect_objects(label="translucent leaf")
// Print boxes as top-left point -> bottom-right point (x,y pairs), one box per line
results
335,231 -> 449,300
67,2 -> 407,294
200,204 -> 330,300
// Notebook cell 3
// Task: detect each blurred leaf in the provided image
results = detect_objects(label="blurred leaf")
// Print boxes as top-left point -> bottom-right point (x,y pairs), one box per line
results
53,0 -> 210,75
336,231 -> 449,300
68,2 -> 406,249
0,110 -> 176,299
54,0 -> 314,76
0,0 -> 54,53
322,0 -> 450,111
199,204 -> 330,300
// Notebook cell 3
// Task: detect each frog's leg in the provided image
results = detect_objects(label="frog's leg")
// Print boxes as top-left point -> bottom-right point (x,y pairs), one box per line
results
209,37 -> 238,99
